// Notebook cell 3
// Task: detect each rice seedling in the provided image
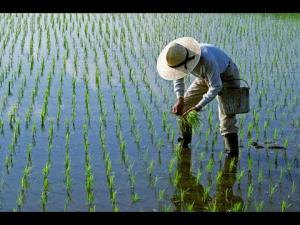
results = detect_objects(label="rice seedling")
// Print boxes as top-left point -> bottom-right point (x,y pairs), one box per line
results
172,171 -> 181,187
230,202 -> 243,212
205,200 -> 217,212
160,203 -> 173,212
150,175 -> 161,188
257,169 -> 264,185
179,110 -> 201,133
247,155 -> 253,172
147,160 -> 154,177
281,200 -> 291,212
237,169 -> 245,186
255,200 -> 264,212
291,181 -> 296,195
283,137 -> 289,149
247,122 -> 254,137
229,157 -> 236,172
273,128 -> 278,141
129,172 -> 136,190
268,184 -> 278,200
26,144 -> 32,167
131,192 -> 140,203
202,186 -> 211,202
8,104 -> 17,129
195,169 -> 202,184
216,170 -> 223,184
185,201 -> 195,212
206,157 -> 214,174
179,188 -> 189,202
0,119 -> 4,135
247,183 -> 254,200
168,157 -> 176,174
158,189 -> 165,202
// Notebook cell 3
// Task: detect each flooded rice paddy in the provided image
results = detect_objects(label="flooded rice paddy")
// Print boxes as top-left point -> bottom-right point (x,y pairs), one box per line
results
0,13 -> 300,212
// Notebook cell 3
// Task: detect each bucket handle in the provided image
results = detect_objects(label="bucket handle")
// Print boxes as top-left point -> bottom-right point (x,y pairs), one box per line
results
221,78 -> 250,89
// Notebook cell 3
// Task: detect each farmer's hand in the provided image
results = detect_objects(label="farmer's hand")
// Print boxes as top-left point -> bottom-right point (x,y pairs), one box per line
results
182,105 -> 202,117
172,97 -> 184,115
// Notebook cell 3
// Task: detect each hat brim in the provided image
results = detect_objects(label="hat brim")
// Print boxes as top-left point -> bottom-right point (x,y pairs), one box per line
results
157,37 -> 201,81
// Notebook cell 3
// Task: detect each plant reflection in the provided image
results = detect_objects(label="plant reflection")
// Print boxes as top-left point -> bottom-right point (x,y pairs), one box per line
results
171,147 -> 244,211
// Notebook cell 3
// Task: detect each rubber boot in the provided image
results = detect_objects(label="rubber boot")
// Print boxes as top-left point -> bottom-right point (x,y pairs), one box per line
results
177,120 -> 192,148
224,133 -> 239,157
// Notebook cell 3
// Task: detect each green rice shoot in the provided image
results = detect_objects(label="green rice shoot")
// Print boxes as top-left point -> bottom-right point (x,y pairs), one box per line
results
179,110 -> 201,132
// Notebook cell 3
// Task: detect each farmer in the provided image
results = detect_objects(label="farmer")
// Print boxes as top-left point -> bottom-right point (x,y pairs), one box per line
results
157,37 -> 240,156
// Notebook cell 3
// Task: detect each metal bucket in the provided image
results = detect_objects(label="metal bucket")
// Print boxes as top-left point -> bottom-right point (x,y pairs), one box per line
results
218,79 -> 250,115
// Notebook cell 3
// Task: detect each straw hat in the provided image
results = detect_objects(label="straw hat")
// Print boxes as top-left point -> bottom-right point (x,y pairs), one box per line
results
157,37 -> 201,80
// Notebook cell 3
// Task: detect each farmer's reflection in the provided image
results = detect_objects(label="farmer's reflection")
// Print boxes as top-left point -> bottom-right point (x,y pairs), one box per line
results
171,148 -> 243,211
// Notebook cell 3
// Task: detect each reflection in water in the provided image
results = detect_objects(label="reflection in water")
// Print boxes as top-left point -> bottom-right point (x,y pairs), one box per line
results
171,147 -> 243,211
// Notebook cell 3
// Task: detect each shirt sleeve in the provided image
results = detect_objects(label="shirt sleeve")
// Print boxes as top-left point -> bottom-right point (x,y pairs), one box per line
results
173,77 -> 185,98
195,58 -> 222,108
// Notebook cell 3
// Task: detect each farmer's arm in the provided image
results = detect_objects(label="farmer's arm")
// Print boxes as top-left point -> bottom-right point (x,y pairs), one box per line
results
195,59 -> 222,109
172,78 -> 185,115
173,77 -> 185,98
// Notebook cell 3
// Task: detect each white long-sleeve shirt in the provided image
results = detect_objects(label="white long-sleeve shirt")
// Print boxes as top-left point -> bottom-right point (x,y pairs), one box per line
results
173,43 -> 232,109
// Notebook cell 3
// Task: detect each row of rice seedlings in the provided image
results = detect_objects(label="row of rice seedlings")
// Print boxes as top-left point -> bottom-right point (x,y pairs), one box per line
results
140,149 -> 163,205
64,119 -> 72,210
4,64 -> 27,124
8,103 -> 18,130
112,64 -> 142,150
31,119 -> 37,146
15,144 -> 32,211
102,49 -> 113,87
82,121 -> 96,211
0,117 -> 4,135
40,118 -> 54,211
7,16 -> 23,52
98,117 -> 119,212
4,119 -> 21,173
25,66 -> 42,128
0,52 -> 13,80
19,19 -> 28,55
147,159 -> 162,189
55,69 -> 64,126
91,53 -> 132,208
169,144 -> 182,188
0,88 -> 9,115
71,73 -> 77,128
127,162 -> 140,204
109,48 -> 156,191
46,25 -> 51,56
40,69 -> 53,129
111,24 -> 159,106
112,101 -> 141,203
129,48 -> 178,145
83,71 -> 91,124
113,50 -> 163,145
124,65 -> 171,148
114,44 -> 163,146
